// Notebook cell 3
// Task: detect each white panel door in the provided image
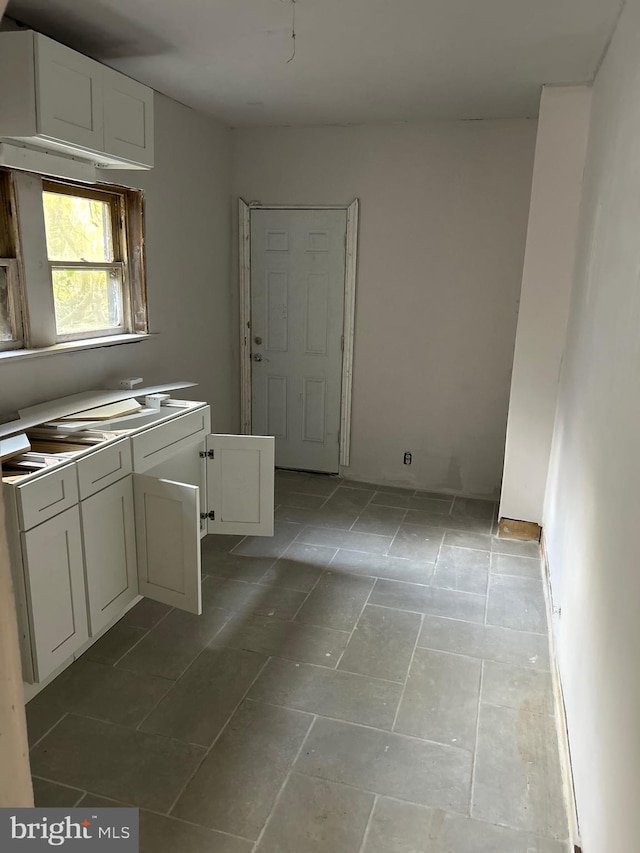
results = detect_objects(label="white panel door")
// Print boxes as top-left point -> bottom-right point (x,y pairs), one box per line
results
35,33 -> 104,151
133,473 -> 201,615
21,506 -> 89,683
205,434 -> 275,536
82,477 -> 138,636
103,66 -> 154,166
251,209 -> 346,473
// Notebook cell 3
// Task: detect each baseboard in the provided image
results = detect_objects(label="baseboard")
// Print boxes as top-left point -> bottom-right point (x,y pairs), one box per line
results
498,517 -> 542,541
540,530 -> 582,851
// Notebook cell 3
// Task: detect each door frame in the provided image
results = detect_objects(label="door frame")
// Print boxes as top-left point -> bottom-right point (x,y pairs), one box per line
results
238,199 -> 359,468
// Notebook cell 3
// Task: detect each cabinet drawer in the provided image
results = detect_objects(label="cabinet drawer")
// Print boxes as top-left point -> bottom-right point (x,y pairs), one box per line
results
77,437 -> 132,499
132,408 -> 209,473
17,463 -> 78,531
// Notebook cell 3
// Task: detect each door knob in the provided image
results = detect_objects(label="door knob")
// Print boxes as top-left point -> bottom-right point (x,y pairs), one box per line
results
252,353 -> 263,362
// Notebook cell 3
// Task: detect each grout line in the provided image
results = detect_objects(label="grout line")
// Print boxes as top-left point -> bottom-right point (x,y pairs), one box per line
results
288,564 -> 327,622
484,576 -> 491,626
111,606 -> 175,667
28,711 -> 69,752
391,613 -> 424,731
165,655 -> 272,816
333,575 -> 377,670
250,714 -> 318,852
356,793 -> 378,853
469,659 -> 485,818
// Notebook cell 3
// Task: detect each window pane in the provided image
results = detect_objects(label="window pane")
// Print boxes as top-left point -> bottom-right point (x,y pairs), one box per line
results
43,191 -> 114,262
52,268 -> 123,335
0,267 -> 15,341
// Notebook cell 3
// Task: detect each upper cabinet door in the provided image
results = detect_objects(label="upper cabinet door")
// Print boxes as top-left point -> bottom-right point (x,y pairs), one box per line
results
103,67 -> 154,167
34,33 -> 104,151
133,473 -> 202,615
205,434 -> 275,536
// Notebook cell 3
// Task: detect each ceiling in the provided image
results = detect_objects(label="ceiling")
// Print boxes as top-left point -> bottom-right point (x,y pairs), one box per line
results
5,0 -> 622,126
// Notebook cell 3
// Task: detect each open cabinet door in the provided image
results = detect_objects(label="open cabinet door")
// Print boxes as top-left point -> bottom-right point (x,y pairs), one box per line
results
206,434 -> 275,536
133,473 -> 202,615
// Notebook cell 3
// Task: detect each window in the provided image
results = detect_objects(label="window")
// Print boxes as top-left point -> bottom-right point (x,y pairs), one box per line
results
0,169 -> 147,353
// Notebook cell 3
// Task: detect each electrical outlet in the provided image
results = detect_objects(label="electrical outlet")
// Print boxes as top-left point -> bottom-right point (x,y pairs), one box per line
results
403,452 -> 412,465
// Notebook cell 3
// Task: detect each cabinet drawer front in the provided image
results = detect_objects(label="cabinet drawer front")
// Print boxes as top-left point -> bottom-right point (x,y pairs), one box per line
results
132,408 -> 209,473
77,438 -> 132,499
17,464 -> 79,531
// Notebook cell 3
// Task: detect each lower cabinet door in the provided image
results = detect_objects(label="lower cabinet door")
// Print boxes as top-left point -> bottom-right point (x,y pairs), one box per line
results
81,476 -> 138,636
21,506 -> 88,683
133,473 -> 202,615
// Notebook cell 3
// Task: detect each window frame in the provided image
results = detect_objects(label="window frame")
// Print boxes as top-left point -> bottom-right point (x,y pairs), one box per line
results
0,168 -> 147,354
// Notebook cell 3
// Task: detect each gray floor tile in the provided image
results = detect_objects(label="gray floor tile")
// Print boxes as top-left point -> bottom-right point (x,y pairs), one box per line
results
338,605 -> 421,682
295,718 -> 472,812
450,497 -> 496,520
260,559 -> 326,592
281,542 -> 337,567
443,531 -> 492,551
403,509 -> 450,529
275,473 -> 340,497
173,700 -> 313,839
370,492 -> 416,509
138,811 -> 253,853
370,579 -> 485,623
418,615 -> 550,670
256,773 -> 373,853
119,598 -> 172,630
84,624 -> 147,665
249,658 -> 402,728
326,487 -> 376,510
275,488 -> 328,510
232,522 -> 303,558
25,702 -> 66,747
388,525 -> 444,561
202,576 -> 307,620
276,504 -> 360,530
201,551 -> 275,583
405,512 -> 492,534
330,549 -> 435,584
472,703 -> 568,838
492,538 -> 541,558
362,797 -> 433,853
411,495 -> 454,514
394,648 -> 481,749
491,552 -> 542,579
352,504 -> 406,536
214,614 -> 349,665
140,646 -> 267,746
27,659 -> 171,728
343,480 -> 413,495
117,606 -> 231,680
298,526 -> 392,554
431,811 -> 568,852
482,661 -> 555,715
201,533 -> 245,554
432,545 -> 490,595
32,777 -> 84,807
79,794 -> 253,853
487,575 -> 547,634
30,714 -> 205,812
295,571 -> 375,631
414,490 -> 455,501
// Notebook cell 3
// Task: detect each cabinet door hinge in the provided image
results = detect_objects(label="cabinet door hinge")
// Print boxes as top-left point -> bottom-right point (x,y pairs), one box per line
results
200,510 -> 215,521
199,449 -> 215,458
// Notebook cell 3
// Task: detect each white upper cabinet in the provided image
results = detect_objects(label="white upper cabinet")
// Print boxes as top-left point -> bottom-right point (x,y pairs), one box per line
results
0,30 -> 154,169
103,66 -> 154,166
35,34 -> 104,152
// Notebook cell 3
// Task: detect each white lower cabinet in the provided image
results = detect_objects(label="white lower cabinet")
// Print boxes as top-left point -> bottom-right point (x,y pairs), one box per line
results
2,399 -> 276,686
82,476 -> 138,636
21,506 -> 89,683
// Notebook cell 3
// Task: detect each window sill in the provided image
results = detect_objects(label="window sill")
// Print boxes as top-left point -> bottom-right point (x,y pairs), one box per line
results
0,333 -> 153,363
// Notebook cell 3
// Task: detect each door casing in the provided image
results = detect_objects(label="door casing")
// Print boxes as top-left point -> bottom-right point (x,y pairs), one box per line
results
239,199 -> 358,468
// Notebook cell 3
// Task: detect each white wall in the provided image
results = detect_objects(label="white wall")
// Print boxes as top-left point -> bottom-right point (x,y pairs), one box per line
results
543,1 -> 640,849
0,93 -> 236,433
500,85 -> 592,524
233,121 -> 536,497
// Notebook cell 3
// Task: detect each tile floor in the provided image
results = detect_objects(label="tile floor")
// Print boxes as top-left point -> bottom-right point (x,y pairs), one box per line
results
26,471 -> 569,852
